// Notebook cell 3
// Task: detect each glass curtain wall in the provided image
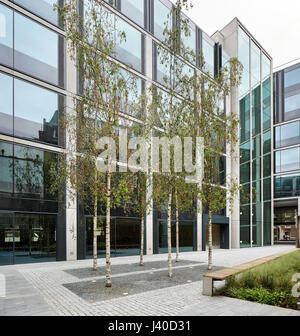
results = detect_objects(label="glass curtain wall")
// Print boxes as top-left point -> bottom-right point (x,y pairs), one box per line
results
239,27 -> 272,247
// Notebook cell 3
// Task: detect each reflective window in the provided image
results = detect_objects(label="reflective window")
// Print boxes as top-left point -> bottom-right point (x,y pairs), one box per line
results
14,79 -> 61,145
262,53 -> 271,81
263,77 -> 271,130
251,41 -> 261,87
120,0 -> 144,27
238,28 -> 250,97
285,92 -> 300,113
275,147 -> 300,173
153,0 -> 172,42
263,202 -> 271,246
263,154 -> 271,178
12,0 -> 63,27
0,4 -> 13,67
181,15 -> 196,63
240,94 -> 250,143
0,141 -> 58,200
275,174 -> 300,198
202,33 -> 214,76
240,141 -> 250,164
14,13 -> 63,86
0,142 -> 13,194
0,72 -> 13,135
252,84 -> 261,136
115,17 -> 143,73
275,121 -> 300,149
263,178 -> 271,201
263,131 -> 271,154
285,66 -> 300,89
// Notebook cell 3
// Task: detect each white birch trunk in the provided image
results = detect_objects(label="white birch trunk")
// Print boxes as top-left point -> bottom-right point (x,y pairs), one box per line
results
167,192 -> 173,278
208,209 -> 213,270
93,193 -> 98,271
140,215 -> 144,266
175,191 -> 179,263
106,171 -> 112,287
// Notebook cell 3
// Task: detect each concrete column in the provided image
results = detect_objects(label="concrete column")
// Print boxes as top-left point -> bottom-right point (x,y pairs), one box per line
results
65,36 -> 77,261
145,34 -> 154,255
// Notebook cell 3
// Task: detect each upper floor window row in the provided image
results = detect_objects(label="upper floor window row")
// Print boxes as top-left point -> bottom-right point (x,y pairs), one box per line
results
284,66 -> 300,90
106,0 -> 215,73
9,0 -> 64,27
0,3 -> 65,87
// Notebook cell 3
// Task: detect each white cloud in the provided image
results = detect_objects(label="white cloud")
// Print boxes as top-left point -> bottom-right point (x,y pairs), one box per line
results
185,0 -> 300,68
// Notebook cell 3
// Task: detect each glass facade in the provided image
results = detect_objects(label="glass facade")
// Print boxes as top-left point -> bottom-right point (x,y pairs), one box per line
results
238,27 -> 272,247
153,0 -> 172,42
120,0 -> 144,28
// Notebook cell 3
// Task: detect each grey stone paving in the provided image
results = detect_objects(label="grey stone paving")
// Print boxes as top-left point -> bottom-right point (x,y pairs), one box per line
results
0,245 -> 299,316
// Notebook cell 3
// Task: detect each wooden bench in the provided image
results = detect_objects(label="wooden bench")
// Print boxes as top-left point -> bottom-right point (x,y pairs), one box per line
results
203,248 -> 300,296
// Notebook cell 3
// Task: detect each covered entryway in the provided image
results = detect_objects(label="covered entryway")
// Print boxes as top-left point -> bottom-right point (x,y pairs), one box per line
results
202,215 -> 229,251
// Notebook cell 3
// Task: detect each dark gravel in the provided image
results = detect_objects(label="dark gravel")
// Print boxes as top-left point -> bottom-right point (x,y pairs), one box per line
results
63,264 -> 222,303
64,259 -> 203,279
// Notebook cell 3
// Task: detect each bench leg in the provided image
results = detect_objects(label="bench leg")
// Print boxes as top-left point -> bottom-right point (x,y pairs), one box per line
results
202,277 -> 213,296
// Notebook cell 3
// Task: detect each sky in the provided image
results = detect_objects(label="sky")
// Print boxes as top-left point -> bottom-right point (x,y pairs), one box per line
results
185,0 -> 300,69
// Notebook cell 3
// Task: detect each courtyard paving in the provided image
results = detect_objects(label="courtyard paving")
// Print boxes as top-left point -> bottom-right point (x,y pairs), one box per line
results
0,245 -> 299,316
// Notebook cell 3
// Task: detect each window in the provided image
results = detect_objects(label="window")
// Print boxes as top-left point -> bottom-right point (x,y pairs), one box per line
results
263,131 -> 271,154
275,174 -> 300,198
240,94 -> 250,143
275,147 -> 300,173
285,67 -> 300,89
14,79 -> 62,145
153,0 -> 172,42
262,53 -> 271,81
115,17 -> 143,73
14,13 -> 64,86
120,0 -> 144,27
202,33 -> 214,76
275,121 -> 300,149
263,77 -> 271,130
181,15 -> 196,63
0,72 -> 13,135
0,72 -> 64,146
0,141 -> 58,200
251,41 -> 261,87
252,84 -> 261,136
238,28 -> 250,97
0,4 -> 13,67
285,92 -> 300,114
12,0 -> 63,27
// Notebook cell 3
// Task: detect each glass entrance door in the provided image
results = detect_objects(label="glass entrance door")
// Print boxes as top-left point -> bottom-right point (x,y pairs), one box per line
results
0,213 -> 14,265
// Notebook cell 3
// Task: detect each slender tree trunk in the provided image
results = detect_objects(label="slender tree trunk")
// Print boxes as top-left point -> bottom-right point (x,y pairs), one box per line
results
93,193 -> 98,271
140,215 -> 144,266
208,208 -> 213,270
167,191 -> 173,278
105,171 -> 112,287
175,190 -> 179,263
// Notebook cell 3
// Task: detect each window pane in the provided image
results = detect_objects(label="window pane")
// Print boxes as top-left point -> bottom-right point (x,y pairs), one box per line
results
285,93 -> 300,113
238,28 -> 250,97
263,154 -> 271,178
153,0 -> 171,41
263,131 -> 271,154
14,79 -> 60,145
202,35 -> 214,76
252,84 -> 261,136
285,66 -> 300,89
12,0 -> 63,26
0,142 -> 13,194
120,0 -> 144,27
240,141 -> 250,164
0,72 -> 13,135
263,77 -> 271,130
262,53 -> 271,81
275,121 -> 300,149
240,94 -> 250,142
275,174 -> 300,198
0,4 -> 13,67
14,13 -> 60,86
251,41 -> 261,87
115,17 -> 142,72
275,147 -> 300,173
